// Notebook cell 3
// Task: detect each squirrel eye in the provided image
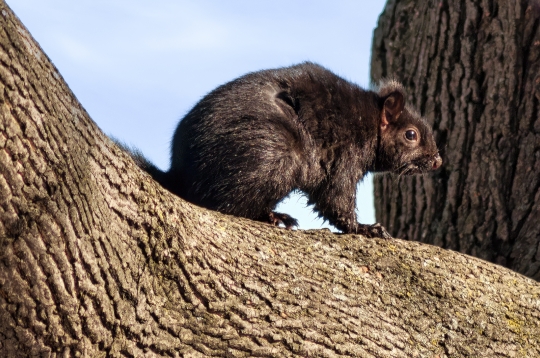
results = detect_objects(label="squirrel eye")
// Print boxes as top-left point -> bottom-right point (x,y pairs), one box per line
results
405,130 -> 417,141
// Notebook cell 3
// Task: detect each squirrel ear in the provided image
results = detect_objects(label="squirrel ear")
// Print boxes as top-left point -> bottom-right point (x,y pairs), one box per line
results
381,91 -> 404,128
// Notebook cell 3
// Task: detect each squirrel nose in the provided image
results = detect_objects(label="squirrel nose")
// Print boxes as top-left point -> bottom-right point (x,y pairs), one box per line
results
432,153 -> 442,170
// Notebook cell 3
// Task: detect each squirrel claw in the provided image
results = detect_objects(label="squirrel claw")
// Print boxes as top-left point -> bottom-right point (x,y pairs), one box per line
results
368,223 -> 392,239
267,212 -> 299,229
354,223 -> 392,239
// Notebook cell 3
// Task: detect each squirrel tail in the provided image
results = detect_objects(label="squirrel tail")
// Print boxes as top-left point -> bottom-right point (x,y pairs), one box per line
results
112,137 -> 168,185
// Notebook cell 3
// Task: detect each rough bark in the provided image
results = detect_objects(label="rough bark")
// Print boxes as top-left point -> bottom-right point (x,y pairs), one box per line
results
371,0 -> 540,280
1,1 -> 540,357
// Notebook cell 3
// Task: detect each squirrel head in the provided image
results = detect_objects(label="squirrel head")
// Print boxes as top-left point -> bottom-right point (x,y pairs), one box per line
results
373,80 -> 442,175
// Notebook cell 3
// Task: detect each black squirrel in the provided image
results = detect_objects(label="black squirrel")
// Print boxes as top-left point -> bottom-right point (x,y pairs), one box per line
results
126,62 -> 442,237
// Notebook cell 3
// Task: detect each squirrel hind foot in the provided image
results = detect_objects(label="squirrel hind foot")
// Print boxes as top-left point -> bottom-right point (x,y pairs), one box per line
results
266,212 -> 299,230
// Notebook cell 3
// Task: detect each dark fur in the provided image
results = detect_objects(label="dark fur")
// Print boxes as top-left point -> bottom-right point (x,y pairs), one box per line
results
129,62 -> 441,236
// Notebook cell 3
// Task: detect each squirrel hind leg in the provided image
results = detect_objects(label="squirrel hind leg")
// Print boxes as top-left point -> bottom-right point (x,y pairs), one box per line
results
264,212 -> 299,230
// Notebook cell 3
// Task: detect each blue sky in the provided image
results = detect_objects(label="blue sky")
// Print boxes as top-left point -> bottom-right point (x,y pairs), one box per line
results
8,0 -> 388,230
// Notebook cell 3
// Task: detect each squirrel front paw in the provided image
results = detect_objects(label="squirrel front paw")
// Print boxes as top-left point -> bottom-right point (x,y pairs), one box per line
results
350,223 -> 392,239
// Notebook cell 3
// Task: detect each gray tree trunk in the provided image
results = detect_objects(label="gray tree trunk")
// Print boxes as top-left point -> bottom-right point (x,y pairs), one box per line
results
1,1 -> 539,356
372,0 -> 540,280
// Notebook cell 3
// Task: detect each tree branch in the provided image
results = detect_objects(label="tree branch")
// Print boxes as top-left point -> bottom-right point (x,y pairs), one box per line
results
0,1 -> 539,356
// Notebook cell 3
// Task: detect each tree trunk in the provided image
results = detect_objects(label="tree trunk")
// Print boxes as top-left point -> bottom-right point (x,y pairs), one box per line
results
1,1 -> 540,356
371,0 -> 540,280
